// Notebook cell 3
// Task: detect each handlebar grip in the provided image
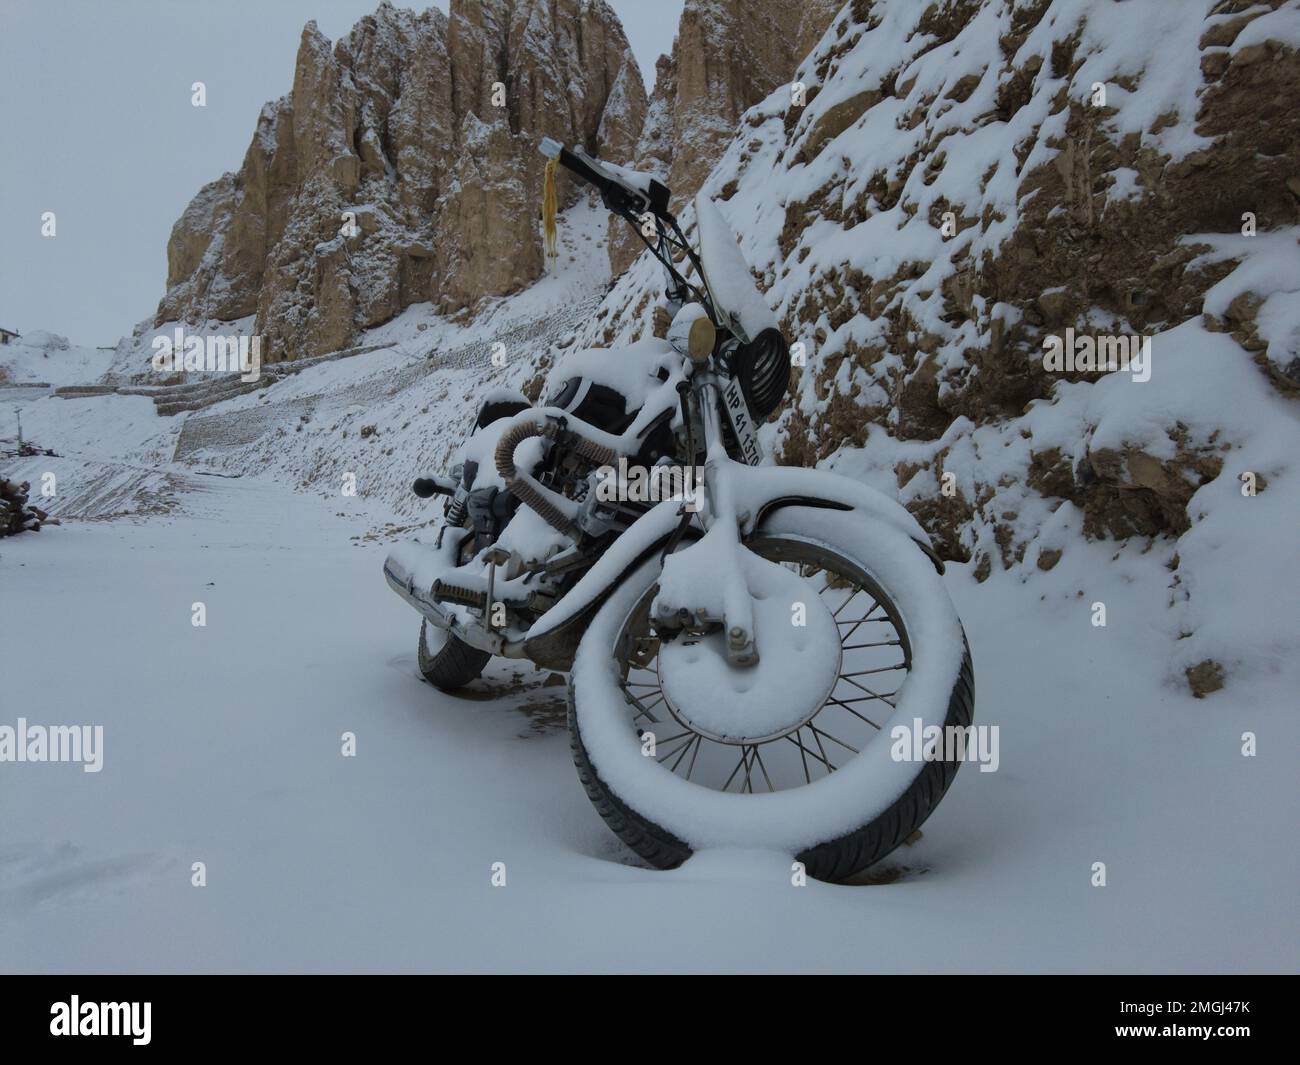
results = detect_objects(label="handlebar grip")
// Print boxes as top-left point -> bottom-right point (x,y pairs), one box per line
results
561,147 -> 612,193
540,138 -> 599,184
412,476 -> 456,499
539,139 -> 672,224
539,138 -> 634,209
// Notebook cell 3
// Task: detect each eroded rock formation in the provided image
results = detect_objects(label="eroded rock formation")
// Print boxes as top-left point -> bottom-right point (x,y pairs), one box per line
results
606,0 -> 841,275
155,0 -> 647,361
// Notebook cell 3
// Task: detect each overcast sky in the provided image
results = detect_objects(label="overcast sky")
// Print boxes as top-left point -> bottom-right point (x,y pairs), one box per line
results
0,0 -> 681,347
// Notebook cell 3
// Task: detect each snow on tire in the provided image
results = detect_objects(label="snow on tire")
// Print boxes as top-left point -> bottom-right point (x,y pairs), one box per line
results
568,506 -> 973,882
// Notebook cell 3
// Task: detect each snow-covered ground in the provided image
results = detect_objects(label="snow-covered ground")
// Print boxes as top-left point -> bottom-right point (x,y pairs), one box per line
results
2,432 -> 1294,973
0,331 -> 115,389
2,174 -> 1295,972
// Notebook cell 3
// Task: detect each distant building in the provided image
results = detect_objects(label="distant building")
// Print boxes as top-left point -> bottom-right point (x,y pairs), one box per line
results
0,327 -> 18,345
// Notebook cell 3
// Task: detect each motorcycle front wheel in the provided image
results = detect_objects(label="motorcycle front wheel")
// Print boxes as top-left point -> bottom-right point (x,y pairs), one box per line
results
567,506 -> 974,882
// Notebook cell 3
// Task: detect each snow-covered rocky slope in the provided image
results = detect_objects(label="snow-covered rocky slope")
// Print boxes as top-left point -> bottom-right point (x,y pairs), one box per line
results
580,0 -> 1300,700
10,195 -> 611,525
604,0 -> 843,273
0,332 -> 114,390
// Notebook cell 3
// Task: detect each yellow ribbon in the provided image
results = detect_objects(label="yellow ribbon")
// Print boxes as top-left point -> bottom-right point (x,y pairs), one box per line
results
543,157 -> 558,260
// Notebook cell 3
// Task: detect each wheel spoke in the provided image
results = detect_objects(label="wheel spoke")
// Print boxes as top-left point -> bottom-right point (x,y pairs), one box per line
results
628,692 -> 664,723
840,664 -> 906,678
656,733 -> 696,764
808,721 -> 859,755
667,734 -> 699,773
835,612 -> 890,625
791,728 -> 813,783
685,734 -> 702,781
786,731 -> 834,772
837,600 -> 883,643
807,726 -> 837,772
831,585 -> 864,619
838,673 -> 899,707
826,696 -> 881,730
842,638 -> 901,651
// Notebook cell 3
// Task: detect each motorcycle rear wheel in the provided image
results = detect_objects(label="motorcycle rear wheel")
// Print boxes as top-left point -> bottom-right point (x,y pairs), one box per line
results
418,620 -> 491,692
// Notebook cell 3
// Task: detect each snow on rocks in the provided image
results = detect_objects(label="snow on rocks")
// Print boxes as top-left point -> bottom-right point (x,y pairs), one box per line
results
0,333 -> 113,389
572,0 -> 1300,698
153,1 -> 648,361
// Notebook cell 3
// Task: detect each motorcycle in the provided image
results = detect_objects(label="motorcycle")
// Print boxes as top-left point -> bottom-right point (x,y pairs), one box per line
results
384,138 -> 974,881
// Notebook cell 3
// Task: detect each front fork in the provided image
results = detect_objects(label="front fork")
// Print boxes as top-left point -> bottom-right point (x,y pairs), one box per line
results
664,372 -> 758,666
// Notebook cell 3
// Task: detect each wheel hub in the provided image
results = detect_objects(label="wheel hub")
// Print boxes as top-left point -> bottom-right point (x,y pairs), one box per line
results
656,555 -> 842,744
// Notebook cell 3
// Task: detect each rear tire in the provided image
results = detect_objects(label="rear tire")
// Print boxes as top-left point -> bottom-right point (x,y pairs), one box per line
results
418,620 -> 491,692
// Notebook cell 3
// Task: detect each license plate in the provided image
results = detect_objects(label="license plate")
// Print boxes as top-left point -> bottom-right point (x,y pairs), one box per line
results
721,377 -> 762,465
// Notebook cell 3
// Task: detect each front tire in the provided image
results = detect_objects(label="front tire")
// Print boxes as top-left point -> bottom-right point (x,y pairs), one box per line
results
418,620 -> 491,692
567,507 -> 974,882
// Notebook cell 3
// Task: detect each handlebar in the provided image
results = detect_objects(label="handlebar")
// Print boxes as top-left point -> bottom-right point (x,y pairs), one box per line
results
540,137 -> 670,220
540,137 -> 709,315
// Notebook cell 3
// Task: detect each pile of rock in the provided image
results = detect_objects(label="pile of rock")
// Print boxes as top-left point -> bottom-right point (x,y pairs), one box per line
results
1,476 -> 58,537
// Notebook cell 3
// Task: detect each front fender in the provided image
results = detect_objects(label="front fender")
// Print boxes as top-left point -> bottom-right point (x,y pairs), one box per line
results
735,464 -> 944,575
522,468 -> 937,671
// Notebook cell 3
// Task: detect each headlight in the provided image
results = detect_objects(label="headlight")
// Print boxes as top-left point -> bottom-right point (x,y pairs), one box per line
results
667,302 -> 716,363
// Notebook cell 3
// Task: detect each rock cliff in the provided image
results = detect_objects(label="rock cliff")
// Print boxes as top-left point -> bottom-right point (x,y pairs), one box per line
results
154,0 -> 647,360
607,0 -> 842,274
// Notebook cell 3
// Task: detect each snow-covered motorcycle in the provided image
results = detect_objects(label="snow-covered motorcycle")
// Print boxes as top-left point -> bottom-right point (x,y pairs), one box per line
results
384,138 -> 974,881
